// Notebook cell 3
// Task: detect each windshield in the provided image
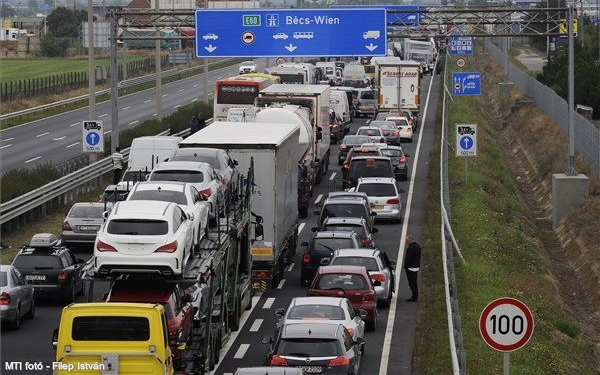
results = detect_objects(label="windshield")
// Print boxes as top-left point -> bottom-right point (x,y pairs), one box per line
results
150,170 -> 203,183
72,316 -> 150,341
322,204 -> 366,220
317,274 -> 367,290
68,205 -> 105,218
128,190 -> 187,205
343,136 -> 371,146
217,84 -> 258,105
331,257 -> 378,271
122,171 -> 148,183
13,255 -> 61,269
107,219 -> 168,235
278,339 -> 341,357
381,149 -> 402,157
322,224 -> 365,237
358,183 -> 397,197
287,305 -> 345,320
357,129 -> 380,137
278,74 -> 305,84
349,160 -> 393,178
312,238 -> 355,251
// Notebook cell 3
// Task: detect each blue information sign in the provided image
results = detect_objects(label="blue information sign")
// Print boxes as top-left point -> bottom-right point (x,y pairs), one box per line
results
329,4 -> 422,27
452,72 -> 481,96
450,36 -> 473,55
195,9 -> 387,57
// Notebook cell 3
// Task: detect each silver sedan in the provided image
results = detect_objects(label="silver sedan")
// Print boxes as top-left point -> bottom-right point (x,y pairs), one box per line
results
0,265 -> 35,329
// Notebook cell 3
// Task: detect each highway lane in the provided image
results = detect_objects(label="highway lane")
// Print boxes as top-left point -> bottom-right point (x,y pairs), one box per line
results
0,59 -> 268,175
0,73 -> 441,375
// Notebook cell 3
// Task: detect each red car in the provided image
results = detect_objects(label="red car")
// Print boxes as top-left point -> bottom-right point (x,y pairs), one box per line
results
308,265 -> 379,332
105,280 -> 196,368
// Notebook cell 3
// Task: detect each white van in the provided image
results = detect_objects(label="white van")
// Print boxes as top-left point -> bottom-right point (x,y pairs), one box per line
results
316,62 -> 341,84
330,90 -> 351,128
121,136 -> 183,183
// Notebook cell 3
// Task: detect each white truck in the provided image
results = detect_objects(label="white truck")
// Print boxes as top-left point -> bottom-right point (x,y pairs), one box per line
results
121,135 -> 183,183
266,63 -> 319,84
375,59 -> 421,113
256,84 -> 331,185
179,122 -> 300,291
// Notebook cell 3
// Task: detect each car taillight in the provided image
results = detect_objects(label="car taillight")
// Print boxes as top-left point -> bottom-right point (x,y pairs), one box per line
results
380,138 -> 385,143
303,252 -> 311,264
387,198 -> 400,204
58,270 -> 68,284
346,328 -> 354,337
343,162 -> 349,170
370,273 -> 386,282
340,145 -> 348,151
96,240 -> 117,252
270,355 -> 288,366
256,271 -> 271,278
400,153 -> 406,166
0,292 -> 10,305
330,123 -> 338,129
363,290 -> 376,301
155,241 -> 178,253
62,221 -> 72,231
199,188 -> 212,198
328,355 -> 350,367
361,238 -> 371,245
391,130 -> 399,136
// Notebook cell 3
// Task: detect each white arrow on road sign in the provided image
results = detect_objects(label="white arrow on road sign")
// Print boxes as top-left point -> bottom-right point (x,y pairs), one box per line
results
285,44 -> 297,52
365,43 -> 378,51
204,44 -> 217,52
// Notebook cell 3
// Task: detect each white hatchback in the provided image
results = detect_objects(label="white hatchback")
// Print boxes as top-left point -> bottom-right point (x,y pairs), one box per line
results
353,177 -> 402,222
94,200 -> 194,278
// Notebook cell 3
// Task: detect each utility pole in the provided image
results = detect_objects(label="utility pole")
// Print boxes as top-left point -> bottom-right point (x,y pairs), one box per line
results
567,4 -> 576,176
110,11 -> 119,154
87,0 -> 98,162
155,0 -> 163,120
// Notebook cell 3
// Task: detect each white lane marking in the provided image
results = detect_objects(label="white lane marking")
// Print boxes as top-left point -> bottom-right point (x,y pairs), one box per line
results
36,132 -> 49,137
162,94 -> 169,97
0,144 -> 12,149
98,113 -> 108,118
277,279 -> 286,289
179,88 -> 185,92
153,113 -> 157,116
3,137 -> 14,141
249,319 -> 263,332
69,123 -> 79,127
263,297 -> 275,309
298,222 -> 305,235
52,136 -> 66,141
233,344 -> 250,359
104,130 -> 112,134
122,106 -> 131,110
329,172 -> 337,181
67,142 -> 80,148
174,105 -> 181,109
25,156 -> 41,163
378,63 -> 435,375
286,263 -> 295,272
314,193 -> 323,205
191,98 -> 198,102
193,84 -> 199,87
129,121 -> 139,125
144,99 -> 151,103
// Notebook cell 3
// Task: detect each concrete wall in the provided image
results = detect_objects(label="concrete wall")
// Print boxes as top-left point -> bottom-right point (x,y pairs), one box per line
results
552,174 -> 589,227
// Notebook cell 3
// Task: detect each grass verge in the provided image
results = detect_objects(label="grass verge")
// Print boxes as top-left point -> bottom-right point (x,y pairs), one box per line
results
414,56 -> 598,374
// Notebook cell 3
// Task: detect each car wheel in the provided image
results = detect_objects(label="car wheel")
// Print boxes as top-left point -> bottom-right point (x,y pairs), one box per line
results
25,299 -> 35,319
12,306 -> 21,330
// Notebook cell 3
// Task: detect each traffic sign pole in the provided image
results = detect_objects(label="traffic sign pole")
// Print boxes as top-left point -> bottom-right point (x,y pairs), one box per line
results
503,352 -> 510,375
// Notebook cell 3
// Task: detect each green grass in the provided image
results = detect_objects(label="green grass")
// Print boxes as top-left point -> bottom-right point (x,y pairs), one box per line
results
414,60 -> 598,374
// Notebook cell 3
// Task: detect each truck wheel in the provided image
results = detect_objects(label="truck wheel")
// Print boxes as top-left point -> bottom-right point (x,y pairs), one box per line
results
229,300 -> 240,331
213,333 -> 221,365
207,346 -> 215,370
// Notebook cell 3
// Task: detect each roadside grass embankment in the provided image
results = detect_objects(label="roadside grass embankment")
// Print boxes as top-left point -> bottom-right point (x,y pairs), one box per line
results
414,54 -> 598,374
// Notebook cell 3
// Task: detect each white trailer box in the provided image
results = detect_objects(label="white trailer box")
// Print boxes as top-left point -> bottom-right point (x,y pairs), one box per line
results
376,60 -> 421,112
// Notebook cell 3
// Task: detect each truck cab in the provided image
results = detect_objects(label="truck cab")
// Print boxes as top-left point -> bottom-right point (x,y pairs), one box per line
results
52,302 -> 176,374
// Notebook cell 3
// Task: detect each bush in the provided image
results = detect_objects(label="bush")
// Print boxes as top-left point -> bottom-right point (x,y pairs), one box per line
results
40,33 -> 69,57
1,165 -> 61,202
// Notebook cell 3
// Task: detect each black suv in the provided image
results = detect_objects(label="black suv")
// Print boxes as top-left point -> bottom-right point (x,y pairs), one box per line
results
346,156 -> 397,188
299,231 -> 362,286
262,322 -> 364,374
11,234 -> 85,303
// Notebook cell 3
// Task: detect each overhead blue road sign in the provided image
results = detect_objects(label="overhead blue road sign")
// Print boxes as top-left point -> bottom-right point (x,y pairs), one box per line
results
452,72 -> 481,96
329,4 -> 422,27
195,9 -> 387,58
450,36 -> 473,55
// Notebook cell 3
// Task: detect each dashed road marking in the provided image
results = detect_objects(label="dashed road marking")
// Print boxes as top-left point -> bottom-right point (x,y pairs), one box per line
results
69,123 -> 79,127
314,194 -> 323,205
122,106 -> 131,110
0,144 -> 12,149
98,113 -> 108,118
53,136 -> 66,141
263,298 -> 275,309
144,99 -> 151,103
174,105 -> 181,109
67,142 -> 79,148
277,279 -> 286,289
193,84 -> 199,87
104,130 -> 112,134
36,132 -> 49,137
179,88 -> 185,92
298,222 -> 305,235
191,98 -> 198,102
25,156 -> 41,163
286,263 -> 295,272
329,172 -> 336,180
3,137 -> 14,142
233,344 -> 249,359
162,94 -> 169,97
249,319 -> 263,332
129,121 -> 139,125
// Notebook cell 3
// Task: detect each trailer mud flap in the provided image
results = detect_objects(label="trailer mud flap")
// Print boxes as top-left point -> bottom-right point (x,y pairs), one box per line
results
251,278 -> 269,292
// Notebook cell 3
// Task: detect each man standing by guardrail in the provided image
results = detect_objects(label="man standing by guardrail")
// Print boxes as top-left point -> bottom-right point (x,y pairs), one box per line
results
111,147 -> 124,184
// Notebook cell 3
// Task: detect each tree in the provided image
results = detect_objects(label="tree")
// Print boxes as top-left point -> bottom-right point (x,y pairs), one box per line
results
46,7 -> 80,38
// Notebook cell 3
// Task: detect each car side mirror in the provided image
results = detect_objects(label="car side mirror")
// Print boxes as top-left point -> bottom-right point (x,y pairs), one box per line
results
187,213 -> 194,221
176,330 -> 187,351
197,193 -> 208,201
311,227 -> 318,232
371,228 -> 378,234
52,329 -> 59,350
355,337 -> 367,347
233,159 -> 239,166
405,153 -> 410,157
356,309 -> 368,318
102,211 -> 109,219
275,308 -> 285,316
261,337 -> 273,344
254,223 -> 264,240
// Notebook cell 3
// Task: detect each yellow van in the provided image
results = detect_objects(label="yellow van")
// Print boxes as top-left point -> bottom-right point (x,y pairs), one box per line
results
52,303 -> 175,375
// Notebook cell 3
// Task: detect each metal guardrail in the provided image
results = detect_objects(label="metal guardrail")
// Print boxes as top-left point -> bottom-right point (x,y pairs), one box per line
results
0,59 -> 233,122
0,122 -> 208,226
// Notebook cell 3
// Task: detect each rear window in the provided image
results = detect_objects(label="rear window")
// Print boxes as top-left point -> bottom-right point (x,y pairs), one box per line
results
72,316 -> 150,341
381,149 -> 402,157
360,91 -> 374,100
107,219 -> 168,235
13,254 -> 61,269
150,170 -> 203,183
312,238 -> 355,252
322,204 -> 367,220
348,160 -> 393,178
322,224 -> 366,237
331,257 -> 378,271
278,339 -> 341,357
170,154 -> 219,169
128,190 -> 187,205
317,274 -> 367,290
68,205 -> 105,218
357,129 -> 379,137
287,305 -> 345,320
357,183 -> 397,197
0,272 -> 7,287
342,136 -> 371,146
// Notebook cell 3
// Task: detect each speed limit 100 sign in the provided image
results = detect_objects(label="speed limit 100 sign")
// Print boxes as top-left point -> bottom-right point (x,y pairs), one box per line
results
479,297 -> 534,352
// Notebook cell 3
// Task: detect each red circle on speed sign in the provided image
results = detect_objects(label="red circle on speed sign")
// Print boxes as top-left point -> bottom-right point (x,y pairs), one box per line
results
479,297 -> 534,352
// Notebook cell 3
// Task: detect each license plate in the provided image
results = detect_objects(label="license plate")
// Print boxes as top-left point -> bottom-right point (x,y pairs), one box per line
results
25,275 -> 46,281
78,225 -> 99,231
373,205 -> 384,210
301,366 -> 323,374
